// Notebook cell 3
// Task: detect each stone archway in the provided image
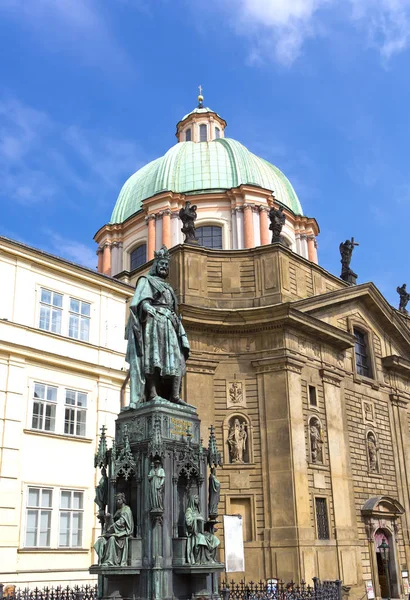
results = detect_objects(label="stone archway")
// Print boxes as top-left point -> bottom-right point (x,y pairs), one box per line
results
362,496 -> 405,599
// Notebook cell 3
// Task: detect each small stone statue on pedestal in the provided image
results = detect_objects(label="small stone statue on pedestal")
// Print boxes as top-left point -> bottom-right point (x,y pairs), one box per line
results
397,284 -> 410,314
185,494 -> 220,565
125,246 -> 190,407
94,493 -> 134,567
94,466 -> 108,525
208,468 -> 221,519
269,204 -> 286,243
148,460 -> 165,511
179,201 -> 198,244
340,237 -> 359,285
310,418 -> 323,464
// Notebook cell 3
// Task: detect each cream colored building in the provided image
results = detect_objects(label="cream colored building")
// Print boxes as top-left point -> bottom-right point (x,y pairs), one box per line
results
0,236 -> 133,586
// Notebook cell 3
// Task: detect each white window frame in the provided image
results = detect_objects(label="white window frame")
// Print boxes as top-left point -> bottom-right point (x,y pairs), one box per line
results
64,389 -> 87,437
24,487 -> 53,548
29,381 -> 89,439
59,489 -> 84,548
31,382 -> 58,433
38,288 -> 63,334
23,486 -> 85,549
68,297 -> 91,342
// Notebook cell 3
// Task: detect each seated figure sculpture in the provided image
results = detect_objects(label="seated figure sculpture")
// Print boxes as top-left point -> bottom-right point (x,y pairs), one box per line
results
94,493 -> 134,567
125,246 -> 190,407
185,493 -> 220,565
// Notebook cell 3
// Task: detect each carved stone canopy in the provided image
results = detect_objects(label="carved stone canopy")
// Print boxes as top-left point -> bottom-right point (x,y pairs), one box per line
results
361,496 -> 405,520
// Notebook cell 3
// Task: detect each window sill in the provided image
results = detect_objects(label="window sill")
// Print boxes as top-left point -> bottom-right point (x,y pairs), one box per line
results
353,373 -> 380,390
18,548 -> 89,554
23,429 -> 92,443
222,463 -> 256,470
308,462 -> 328,471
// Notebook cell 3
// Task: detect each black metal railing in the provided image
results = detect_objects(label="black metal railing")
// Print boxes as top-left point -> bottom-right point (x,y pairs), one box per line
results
219,578 -> 343,600
0,586 -> 98,600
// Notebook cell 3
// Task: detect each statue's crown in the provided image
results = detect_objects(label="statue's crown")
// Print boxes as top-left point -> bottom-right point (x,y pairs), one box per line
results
154,245 -> 170,261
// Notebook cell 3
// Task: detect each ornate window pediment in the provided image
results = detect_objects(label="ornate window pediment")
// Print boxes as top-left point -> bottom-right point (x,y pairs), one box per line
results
361,496 -> 405,519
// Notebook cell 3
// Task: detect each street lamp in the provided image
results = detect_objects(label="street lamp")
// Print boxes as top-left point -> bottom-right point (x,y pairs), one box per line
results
378,537 -> 391,600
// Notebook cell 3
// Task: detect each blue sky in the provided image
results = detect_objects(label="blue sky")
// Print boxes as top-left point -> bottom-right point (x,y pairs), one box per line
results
1,0 -> 409,306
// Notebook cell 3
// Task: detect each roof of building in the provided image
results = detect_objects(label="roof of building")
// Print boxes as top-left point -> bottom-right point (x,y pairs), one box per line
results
110,138 -> 303,224
179,106 -> 224,123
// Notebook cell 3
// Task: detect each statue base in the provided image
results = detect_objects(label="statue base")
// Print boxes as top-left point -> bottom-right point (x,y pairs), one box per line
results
91,399 -> 223,599
341,268 -> 357,285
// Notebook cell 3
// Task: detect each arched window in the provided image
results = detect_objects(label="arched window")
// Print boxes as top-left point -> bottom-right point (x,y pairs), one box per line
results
130,244 -> 147,271
185,128 -> 191,142
199,124 -> 207,142
354,328 -> 372,377
196,225 -> 222,249
215,127 -> 220,139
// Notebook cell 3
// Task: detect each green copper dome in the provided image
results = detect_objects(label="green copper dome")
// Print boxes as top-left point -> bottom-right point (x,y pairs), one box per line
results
110,138 -> 303,224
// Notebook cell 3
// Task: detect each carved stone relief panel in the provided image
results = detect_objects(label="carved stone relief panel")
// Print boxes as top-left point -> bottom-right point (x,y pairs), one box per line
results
362,399 -> 375,425
226,380 -> 246,409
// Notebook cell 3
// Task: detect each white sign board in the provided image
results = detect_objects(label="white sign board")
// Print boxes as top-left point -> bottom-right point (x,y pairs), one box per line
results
223,515 -> 245,573
365,580 -> 375,600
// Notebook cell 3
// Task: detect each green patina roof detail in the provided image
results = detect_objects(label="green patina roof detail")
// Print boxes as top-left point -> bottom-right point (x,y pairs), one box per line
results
110,138 -> 303,224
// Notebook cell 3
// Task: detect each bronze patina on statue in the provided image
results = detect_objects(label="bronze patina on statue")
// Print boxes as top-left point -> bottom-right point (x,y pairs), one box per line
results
125,245 -> 190,408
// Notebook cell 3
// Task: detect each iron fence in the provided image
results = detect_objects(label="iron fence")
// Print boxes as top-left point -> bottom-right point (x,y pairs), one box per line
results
219,578 -> 343,600
0,586 -> 98,600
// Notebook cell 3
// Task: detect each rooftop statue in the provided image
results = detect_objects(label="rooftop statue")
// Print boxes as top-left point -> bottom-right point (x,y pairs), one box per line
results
125,246 -> 190,407
94,493 -> 134,567
179,201 -> 198,244
269,204 -> 286,243
397,283 -> 410,314
339,237 -> 359,284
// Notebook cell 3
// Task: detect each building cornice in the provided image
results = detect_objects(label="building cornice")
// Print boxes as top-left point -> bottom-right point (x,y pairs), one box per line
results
294,283 -> 410,352
0,236 -> 133,296
382,355 -> 410,376
0,326 -> 127,381
251,350 -> 306,374
181,302 -> 354,350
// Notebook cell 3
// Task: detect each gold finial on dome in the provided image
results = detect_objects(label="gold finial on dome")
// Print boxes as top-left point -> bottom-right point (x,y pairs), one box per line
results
198,84 -> 204,108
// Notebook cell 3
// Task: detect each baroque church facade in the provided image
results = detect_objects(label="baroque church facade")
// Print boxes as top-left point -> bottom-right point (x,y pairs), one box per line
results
1,96 -> 410,600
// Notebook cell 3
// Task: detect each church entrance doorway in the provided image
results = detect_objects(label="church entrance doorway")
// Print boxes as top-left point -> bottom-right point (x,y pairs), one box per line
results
374,529 -> 398,599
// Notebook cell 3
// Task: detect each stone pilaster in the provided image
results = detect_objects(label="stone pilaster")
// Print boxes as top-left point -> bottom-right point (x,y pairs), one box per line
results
252,352 -> 309,583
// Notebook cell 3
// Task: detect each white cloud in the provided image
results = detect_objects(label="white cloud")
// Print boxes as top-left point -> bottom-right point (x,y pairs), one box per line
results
0,96 -> 145,206
45,231 -> 97,269
212,0 -> 410,66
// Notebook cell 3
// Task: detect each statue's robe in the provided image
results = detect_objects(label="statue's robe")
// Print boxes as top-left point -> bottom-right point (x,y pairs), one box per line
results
185,507 -> 220,565
125,274 -> 190,406
94,504 -> 134,567
149,466 -> 165,510
208,472 -> 221,516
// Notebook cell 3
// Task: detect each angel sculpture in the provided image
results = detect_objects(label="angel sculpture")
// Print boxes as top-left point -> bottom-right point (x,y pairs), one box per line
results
397,283 -> 410,314
339,237 -> 359,284
179,201 -> 198,244
269,205 -> 286,243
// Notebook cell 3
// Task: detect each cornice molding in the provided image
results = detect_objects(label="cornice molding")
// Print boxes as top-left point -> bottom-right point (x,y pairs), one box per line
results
319,368 -> 344,387
382,355 -> 410,377
186,356 -> 219,375
390,393 -> 409,408
181,304 -> 354,350
251,351 -> 306,374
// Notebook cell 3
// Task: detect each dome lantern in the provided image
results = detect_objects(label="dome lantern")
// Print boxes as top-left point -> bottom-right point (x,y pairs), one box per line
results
176,90 -> 227,143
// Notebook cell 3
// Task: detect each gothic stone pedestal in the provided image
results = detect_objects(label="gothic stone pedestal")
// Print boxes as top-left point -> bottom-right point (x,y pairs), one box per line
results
90,399 -> 224,600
